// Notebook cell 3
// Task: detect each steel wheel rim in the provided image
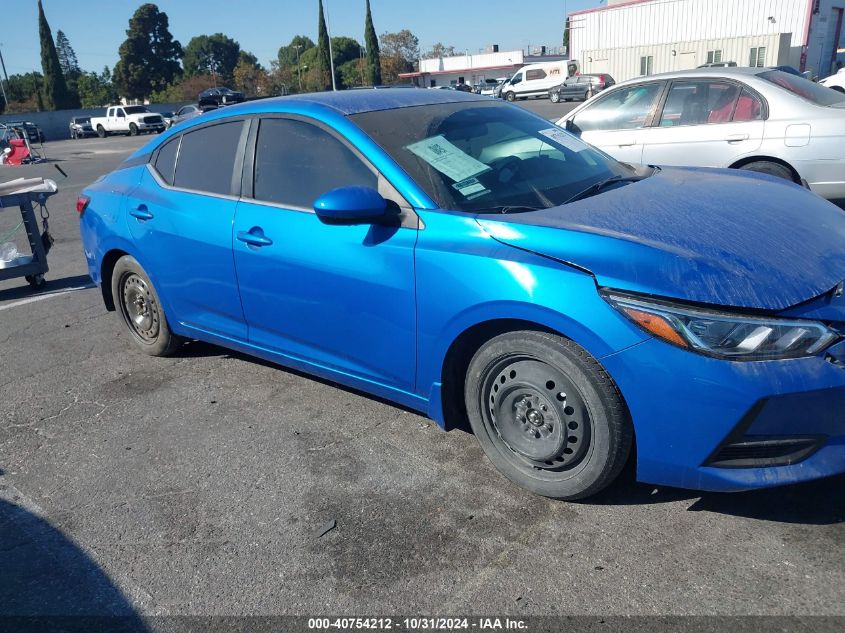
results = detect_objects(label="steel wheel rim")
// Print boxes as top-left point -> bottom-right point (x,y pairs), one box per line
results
481,355 -> 590,472
120,273 -> 160,343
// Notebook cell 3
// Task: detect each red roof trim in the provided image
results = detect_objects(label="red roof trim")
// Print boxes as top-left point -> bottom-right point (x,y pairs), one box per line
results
569,0 -> 654,17
399,63 -> 521,78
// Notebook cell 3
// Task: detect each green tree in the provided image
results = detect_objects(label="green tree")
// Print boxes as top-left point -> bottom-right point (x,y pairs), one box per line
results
38,0 -> 72,110
379,30 -> 419,84
363,0 -> 381,86
76,66 -> 117,107
316,0 -> 332,90
278,35 -> 315,68
233,51 -> 267,95
337,59 -> 364,89
55,30 -> 80,76
183,33 -> 241,84
113,4 -> 182,100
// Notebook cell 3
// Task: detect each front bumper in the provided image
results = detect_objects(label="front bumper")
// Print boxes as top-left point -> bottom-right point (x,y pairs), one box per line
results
602,337 -> 845,492
137,122 -> 165,132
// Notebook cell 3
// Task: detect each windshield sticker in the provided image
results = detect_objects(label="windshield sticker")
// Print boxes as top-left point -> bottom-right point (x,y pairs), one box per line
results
452,177 -> 489,199
406,135 -> 492,183
538,127 -> 590,152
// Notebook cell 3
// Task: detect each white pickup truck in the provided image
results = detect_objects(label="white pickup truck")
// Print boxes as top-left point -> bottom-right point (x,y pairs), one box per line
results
90,105 -> 166,137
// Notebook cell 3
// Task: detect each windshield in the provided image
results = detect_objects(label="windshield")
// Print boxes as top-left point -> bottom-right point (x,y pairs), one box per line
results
123,106 -> 150,114
759,70 -> 845,106
351,101 -> 628,212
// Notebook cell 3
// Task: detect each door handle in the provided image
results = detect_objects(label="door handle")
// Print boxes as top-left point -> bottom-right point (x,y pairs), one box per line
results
618,139 -> 637,147
129,205 -> 154,221
726,133 -> 749,143
237,229 -> 273,247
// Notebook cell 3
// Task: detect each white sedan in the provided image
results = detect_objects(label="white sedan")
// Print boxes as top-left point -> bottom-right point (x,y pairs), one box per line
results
820,67 -> 845,93
557,67 -> 845,202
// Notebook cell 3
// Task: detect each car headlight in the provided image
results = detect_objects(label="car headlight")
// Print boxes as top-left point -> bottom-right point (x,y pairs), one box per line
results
603,291 -> 839,360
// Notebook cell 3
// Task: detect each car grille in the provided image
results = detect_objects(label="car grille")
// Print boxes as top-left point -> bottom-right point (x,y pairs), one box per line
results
143,116 -> 163,124
705,436 -> 825,468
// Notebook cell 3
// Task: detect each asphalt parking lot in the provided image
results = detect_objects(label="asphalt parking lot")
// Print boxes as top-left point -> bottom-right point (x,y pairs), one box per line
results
1,104 -> 844,625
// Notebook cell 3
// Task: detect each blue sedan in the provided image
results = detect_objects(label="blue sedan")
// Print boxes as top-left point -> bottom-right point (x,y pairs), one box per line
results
78,90 -> 845,499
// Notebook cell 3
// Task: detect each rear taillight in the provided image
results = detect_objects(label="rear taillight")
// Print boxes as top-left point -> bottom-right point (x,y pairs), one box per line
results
76,195 -> 90,216
598,76 -> 606,88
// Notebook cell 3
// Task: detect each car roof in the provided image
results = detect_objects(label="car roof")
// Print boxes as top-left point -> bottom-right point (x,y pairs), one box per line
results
612,66 -> 768,87
209,88 -> 490,116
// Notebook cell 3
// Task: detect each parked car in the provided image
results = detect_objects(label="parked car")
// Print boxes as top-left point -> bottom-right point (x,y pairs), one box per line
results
90,106 -> 166,137
4,120 -> 45,144
820,67 -> 845,93
480,78 -> 507,97
79,90 -> 845,500
167,104 -> 213,129
198,87 -> 245,107
559,67 -> 845,201
454,83 -> 473,93
158,111 -> 174,128
69,116 -> 95,139
549,74 -> 615,103
500,60 -> 580,101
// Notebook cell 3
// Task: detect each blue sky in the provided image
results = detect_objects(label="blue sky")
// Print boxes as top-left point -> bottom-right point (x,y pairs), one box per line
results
0,0 -> 601,76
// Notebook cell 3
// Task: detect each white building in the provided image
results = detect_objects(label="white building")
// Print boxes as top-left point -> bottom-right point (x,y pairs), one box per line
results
568,0 -> 845,82
400,49 -> 527,88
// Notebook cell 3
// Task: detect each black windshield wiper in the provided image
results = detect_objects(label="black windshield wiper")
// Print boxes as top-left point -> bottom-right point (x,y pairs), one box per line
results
563,175 -> 645,205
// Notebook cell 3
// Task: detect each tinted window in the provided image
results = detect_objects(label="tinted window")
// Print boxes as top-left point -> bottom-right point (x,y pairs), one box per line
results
153,136 -> 180,185
352,101 -> 630,213
759,70 -> 845,105
732,89 -> 763,122
253,118 -> 376,209
658,81 -> 741,126
123,106 -> 149,114
572,82 -> 663,132
173,121 -> 244,195
526,69 -> 547,81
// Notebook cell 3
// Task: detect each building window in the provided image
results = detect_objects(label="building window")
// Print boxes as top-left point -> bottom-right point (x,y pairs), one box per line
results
706,50 -> 722,64
749,47 -> 766,67
639,56 -> 654,76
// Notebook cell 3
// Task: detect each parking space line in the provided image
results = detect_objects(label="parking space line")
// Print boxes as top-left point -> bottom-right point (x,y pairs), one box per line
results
0,284 -> 96,312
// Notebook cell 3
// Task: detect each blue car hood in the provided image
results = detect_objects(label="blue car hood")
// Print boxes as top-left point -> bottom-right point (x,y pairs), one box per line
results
476,167 -> 845,311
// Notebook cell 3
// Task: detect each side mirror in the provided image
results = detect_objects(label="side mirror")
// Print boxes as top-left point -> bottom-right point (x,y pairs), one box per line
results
313,186 -> 388,225
564,119 -> 581,136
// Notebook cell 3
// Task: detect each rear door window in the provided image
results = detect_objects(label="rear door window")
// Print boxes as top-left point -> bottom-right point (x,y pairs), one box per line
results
252,118 -> 377,209
658,81 -> 742,126
526,69 -> 547,81
173,120 -> 245,196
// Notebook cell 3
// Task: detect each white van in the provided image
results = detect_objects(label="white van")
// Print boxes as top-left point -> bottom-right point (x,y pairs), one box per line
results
501,60 -> 580,101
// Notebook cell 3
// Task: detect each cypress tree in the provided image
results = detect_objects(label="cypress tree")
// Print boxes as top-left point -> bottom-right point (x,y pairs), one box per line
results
317,0 -> 332,91
364,0 -> 381,86
38,0 -> 71,110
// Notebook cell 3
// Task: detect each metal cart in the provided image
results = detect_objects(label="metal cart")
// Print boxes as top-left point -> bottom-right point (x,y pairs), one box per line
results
0,177 -> 58,288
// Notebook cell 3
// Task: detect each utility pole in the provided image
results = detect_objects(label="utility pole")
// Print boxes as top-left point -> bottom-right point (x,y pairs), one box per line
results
294,44 -> 303,91
325,0 -> 337,90
0,45 -> 9,108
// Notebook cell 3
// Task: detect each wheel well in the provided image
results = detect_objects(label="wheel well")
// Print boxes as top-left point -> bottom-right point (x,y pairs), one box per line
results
100,249 -> 127,311
831,86 -> 845,93
729,156 -> 801,183
440,319 -> 556,432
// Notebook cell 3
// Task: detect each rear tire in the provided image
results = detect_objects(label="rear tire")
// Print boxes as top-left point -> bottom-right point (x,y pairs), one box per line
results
738,160 -> 795,183
111,255 -> 183,357
97,125 -> 107,138
464,331 -> 632,500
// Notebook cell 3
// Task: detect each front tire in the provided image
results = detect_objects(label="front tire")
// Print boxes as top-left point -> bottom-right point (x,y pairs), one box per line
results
112,255 -> 183,356
505,91 -> 516,102
464,331 -> 632,500
738,160 -> 795,183
97,125 -> 107,138
550,92 -> 560,103
129,123 -> 139,136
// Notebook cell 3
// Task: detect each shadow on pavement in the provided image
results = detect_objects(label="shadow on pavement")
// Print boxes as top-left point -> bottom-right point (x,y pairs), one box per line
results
0,273 -> 94,303
589,471 -> 845,525
0,496 -> 147,632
